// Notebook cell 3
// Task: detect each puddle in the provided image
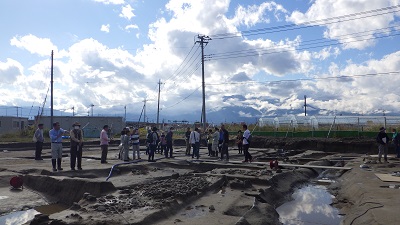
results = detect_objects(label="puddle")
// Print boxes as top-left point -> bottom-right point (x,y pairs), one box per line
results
276,185 -> 342,225
0,203 -> 68,225
182,205 -> 208,218
0,209 -> 39,225
0,196 -> 9,200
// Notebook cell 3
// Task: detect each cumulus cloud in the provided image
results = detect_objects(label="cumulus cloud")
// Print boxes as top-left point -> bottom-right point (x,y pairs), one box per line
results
10,34 -> 58,57
93,0 -> 125,5
227,2 -> 288,27
119,4 -> 135,20
0,58 -> 23,83
287,0 -> 400,50
101,24 -> 110,33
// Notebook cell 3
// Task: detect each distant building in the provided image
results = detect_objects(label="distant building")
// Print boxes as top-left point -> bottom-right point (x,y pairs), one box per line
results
34,116 -> 124,138
0,116 -> 29,135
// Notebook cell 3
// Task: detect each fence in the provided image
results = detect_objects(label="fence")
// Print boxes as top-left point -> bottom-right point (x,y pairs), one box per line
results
257,115 -> 400,138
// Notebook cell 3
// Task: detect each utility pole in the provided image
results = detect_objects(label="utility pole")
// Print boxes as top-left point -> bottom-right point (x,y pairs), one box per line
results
124,105 -> 127,122
72,106 -> 75,116
90,104 -> 94,116
304,95 -> 307,116
50,50 -> 54,127
143,99 -> 147,125
196,34 -> 211,132
157,79 -> 161,127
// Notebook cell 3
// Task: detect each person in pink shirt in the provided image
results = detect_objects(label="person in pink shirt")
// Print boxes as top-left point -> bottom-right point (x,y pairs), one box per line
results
100,125 -> 110,163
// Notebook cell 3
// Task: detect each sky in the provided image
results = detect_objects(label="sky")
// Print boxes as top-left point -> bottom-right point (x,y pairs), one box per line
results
1,0 -> 400,123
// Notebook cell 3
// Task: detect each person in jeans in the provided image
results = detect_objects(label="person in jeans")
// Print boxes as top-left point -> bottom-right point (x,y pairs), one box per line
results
148,127 -> 159,162
131,128 -> 141,159
100,125 -> 110,164
190,127 -> 201,159
242,124 -> 253,163
34,123 -> 44,160
376,127 -> 389,163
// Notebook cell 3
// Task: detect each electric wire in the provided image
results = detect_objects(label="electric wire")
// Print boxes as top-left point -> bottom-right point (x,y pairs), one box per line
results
207,24 -> 400,57
210,5 -> 400,39
205,71 -> 400,86
208,31 -> 400,61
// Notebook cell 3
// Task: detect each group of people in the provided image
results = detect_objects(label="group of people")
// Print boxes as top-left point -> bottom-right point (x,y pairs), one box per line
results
376,127 -> 400,163
33,121 -> 257,172
34,121 -> 86,172
186,124 -> 253,162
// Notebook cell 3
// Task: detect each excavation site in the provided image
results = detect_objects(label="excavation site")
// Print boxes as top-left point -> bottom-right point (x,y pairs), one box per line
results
1,137 -> 400,225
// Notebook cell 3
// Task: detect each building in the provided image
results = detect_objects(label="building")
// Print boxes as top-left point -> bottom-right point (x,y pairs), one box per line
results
34,116 -> 124,138
0,116 -> 29,135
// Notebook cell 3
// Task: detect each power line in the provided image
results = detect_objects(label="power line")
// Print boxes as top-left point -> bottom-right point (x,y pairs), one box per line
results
210,5 -> 400,39
205,71 -> 400,86
207,31 -> 400,61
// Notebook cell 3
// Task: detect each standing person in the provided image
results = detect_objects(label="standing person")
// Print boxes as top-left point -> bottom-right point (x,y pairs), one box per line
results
148,127 -> 159,162
218,128 -> 224,155
49,122 -> 69,172
190,127 -> 201,159
212,127 -> 219,157
34,123 -> 44,160
185,127 -> 191,155
236,130 -> 243,154
376,127 -> 390,163
131,128 -> 141,160
145,129 -> 152,155
220,124 -> 229,161
121,128 -> 130,161
159,132 -> 167,155
70,122 -> 84,170
242,124 -> 253,163
100,125 -> 110,164
207,129 -> 213,156
165,127 -> 174,158
392,128 -> 400,158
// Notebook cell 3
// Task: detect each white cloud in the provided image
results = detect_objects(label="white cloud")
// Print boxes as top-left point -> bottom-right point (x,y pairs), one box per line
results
228,2 -> 288,27
125,24 -> 139,30
101,24 -> 110,33
93,0 -> 125,5
287,0 -> 399,50
10,34 -> 58,57
119,4 -> 135,20
0,58 -> 23,83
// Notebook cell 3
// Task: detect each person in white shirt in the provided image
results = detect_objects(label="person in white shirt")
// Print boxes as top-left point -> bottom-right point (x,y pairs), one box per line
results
190,127 -> 201,159
242,124 -> 253,163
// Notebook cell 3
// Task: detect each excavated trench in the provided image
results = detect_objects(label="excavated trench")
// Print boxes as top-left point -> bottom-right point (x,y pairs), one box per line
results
0,137 -> 367,225
6,147 -> 349,225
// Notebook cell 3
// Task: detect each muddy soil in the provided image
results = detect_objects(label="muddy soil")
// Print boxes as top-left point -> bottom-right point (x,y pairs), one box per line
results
0,138 -> 399,225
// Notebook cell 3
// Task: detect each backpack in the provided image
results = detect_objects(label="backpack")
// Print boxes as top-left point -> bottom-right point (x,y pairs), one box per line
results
147,133 -> 153,144
246,134 -> 252,144
147,132 -> 159,145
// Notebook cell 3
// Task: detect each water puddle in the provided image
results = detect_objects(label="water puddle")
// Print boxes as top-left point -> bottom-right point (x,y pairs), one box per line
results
0,203 -> 68,225
0,209 -> 39,225
276,185 -> 342,225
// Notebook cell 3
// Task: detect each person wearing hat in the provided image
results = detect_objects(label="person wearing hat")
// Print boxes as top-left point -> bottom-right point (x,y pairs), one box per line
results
34,123 -> 45,160
70,122 -> 84,170
376,127 -> 390,163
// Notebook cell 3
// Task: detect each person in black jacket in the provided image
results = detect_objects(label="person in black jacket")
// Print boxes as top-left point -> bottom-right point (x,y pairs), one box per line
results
376,127 -> 390,163
392,128 -> 400,158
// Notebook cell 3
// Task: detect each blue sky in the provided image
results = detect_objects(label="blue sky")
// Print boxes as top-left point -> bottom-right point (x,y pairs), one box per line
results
1,0 -> 400,122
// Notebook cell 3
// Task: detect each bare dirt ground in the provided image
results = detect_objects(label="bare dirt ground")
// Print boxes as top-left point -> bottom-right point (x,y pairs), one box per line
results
0,138 -> 399,225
